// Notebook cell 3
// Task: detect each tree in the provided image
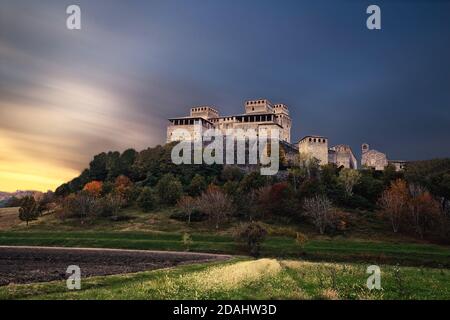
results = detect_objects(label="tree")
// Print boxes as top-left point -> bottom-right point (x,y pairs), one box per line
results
188,174 -> 207,196
221,166 -> 244,182
176,196 -> 197,224
338,169 -> 362,197
303,195 -> 334,235
233,222 -> 267,257
155,174 -> 183,205
137,187 -> 156,212
83,181 -> 103,197
196,185 -> 234,229
408,184 -> 441,238
378,179 -> 409,233
18,196 -> 39,226
114,175 -> 134,206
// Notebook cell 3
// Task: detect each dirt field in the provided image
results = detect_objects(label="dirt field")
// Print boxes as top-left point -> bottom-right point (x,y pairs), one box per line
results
0,208 -> 20,230
0,246 -> 231,286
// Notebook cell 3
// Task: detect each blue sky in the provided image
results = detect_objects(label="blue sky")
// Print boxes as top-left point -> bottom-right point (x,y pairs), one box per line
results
1,0 -> 449,190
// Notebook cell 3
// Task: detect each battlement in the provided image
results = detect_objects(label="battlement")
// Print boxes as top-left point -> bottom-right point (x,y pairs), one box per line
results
190,106 -> 219,119
273,103 -> 290,116
245,99 -> 273,114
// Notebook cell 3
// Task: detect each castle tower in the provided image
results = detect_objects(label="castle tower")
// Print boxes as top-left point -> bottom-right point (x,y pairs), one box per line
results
362,143 -> 369,154
244,99 -> 273,114
298,135 -> 329,165
273,103 -> 291,143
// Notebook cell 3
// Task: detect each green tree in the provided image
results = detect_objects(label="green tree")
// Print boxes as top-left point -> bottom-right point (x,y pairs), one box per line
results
188,174 -> 207,196
155,174 -> 183,205
18,196 -> 39,226
338,168 -> 362,197
137,187 -> 156,212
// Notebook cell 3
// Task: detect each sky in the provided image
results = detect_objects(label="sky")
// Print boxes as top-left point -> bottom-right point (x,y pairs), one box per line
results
1,0 -> 449,192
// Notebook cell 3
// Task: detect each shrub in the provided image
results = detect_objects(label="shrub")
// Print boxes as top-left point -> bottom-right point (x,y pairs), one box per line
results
233,222 -> 268,257
182,233 -> 193,251
95,194 -> 122,217
295,232 -> 308,248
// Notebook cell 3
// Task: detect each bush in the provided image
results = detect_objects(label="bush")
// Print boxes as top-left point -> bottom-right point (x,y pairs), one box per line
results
295,232 -> 308,248
265,225 -> 297,238
182,233 -> 193,251
233,222 -> 268,257
95,194 -> 122,217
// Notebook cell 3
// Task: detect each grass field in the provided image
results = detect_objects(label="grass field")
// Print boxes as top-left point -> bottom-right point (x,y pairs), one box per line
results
1,258 -> 449,300
1,230 -> 449,267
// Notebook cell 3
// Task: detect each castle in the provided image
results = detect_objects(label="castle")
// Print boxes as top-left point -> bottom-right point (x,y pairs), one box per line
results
167,99 -> 404,171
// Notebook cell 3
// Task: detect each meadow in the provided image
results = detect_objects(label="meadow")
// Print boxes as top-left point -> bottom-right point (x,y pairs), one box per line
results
1,206 -> 450,300
1,258 -> 449,300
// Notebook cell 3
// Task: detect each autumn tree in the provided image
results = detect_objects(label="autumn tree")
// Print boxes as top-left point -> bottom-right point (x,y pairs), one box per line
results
196,185 -> 234,229
303,195 -> 334,235
177,196 -> 197,224
83,181 -> 103,197
378,179 -> 409,233
338,168 -> 362,197
233,222 -> 267,257
114,175 -> 134,206
18,196 -> 39,226
408,184 -> 441,238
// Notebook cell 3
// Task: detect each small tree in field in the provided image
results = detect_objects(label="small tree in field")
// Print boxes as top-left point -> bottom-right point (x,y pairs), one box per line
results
18,196 -> 39,226
197,185 -> 234,229
177,196 -> 197,224
378,179 -> 409,233
303,195 -> 334,235
233,222 -> 268,257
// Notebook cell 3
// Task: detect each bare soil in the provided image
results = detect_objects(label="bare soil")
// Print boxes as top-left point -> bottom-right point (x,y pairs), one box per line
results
0,246 -> 231,286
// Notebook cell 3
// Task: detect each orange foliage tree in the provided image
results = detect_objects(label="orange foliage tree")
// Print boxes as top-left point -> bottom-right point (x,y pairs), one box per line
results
408,184 -> 441,238
378,179 -> 409,233
114,175 -> 134,205
83,181 -> 103,197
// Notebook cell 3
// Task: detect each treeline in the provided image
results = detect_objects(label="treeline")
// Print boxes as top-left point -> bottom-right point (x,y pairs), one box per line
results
55,143 -> 223,197
49,144 -> 450,244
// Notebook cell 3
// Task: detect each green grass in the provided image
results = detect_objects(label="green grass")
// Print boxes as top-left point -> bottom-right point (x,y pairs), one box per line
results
1,230 -> 449,267
1,258 -> 449,300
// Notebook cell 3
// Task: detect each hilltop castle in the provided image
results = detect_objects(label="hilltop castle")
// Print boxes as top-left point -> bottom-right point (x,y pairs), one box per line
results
167,98 -> 404,171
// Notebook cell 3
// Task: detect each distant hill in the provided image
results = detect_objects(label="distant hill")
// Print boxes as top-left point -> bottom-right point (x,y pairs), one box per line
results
0,190 -> 42,208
